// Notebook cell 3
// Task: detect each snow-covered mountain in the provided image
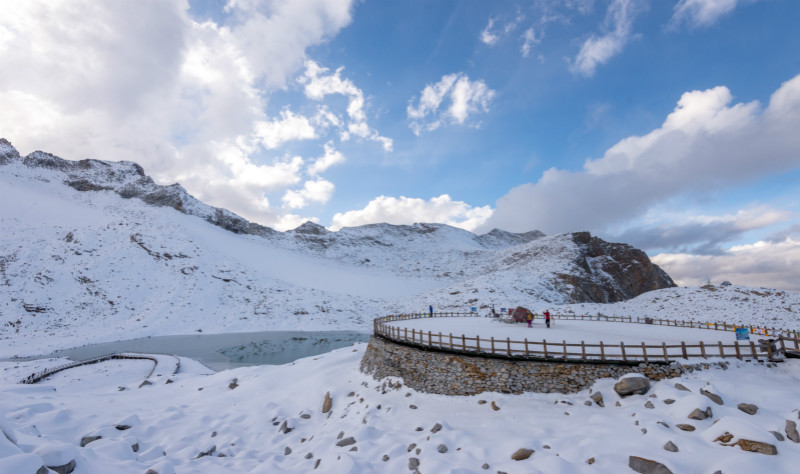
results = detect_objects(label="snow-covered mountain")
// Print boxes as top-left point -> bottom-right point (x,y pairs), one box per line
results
0,138 -> 691,356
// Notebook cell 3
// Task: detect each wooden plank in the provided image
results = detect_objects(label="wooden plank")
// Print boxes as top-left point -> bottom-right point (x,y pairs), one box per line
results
581,341 -> 586,361
600,341 -> 605,361
543,339 -> 548,358
718,341 -> 724,358
642,342 -> 648,362
662,342 -> 668,362
621,342 -> 627,361
700,341 -> 706,359
681,341 -> 687,359
734,340 -> 741,359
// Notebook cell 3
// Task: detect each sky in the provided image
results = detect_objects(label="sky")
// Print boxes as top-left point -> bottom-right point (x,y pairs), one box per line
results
1,0 -> 799,290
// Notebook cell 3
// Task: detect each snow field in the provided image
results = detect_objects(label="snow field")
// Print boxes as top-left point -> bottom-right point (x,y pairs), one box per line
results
1,345 -> 800,473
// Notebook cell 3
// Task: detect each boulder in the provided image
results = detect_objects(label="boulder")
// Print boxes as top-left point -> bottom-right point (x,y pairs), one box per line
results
614,376 -> 650,397
408,457 -> 420,470
437,444 -> 448,453
737,403 -> 758,415
674,383 -> 690,392
336,437 -> 356,447
700,388 -> 724,406
786,420 -> 800,443
688,409 -> 709,420
676,424 -> 696,432
322,392 -> 332,414
733,439 -> 777,455
431,423 -> 442,433
590,392 -> 604,407
628,456 -> 673,474
663,441 -> 678,452
284,447 -> 292,455
511,448 -> 534,461
645,401 -> 655,409
770,431 -> 785,442
80,436 -> 102,447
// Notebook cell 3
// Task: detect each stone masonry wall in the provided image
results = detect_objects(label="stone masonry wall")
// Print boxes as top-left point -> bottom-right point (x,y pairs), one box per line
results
360,336 -> 692,395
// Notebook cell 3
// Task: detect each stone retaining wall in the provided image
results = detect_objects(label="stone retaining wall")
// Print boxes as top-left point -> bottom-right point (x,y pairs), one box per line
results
360,336 -> 697,395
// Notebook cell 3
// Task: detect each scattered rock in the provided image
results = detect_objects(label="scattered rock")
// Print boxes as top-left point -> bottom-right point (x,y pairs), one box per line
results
337,431 -> 344,440
700,388 -> 724,406
305,453 -> 313,459
408,457 -> 420,470
676,424 -> 696,432
194,446 -> 216,459
431,423 -> 442,433
645,401 -> 655,409
770,431 -> 785,442
688,408 -> 709,420
336,437 -> 356,447
590,392 -> 604,407
409,405 -> 417,410
438,444 -> 448,453
663,441 -> 678,452
663,399 -> 676,405
584,401 -> 592,406
314,459 -> 321,469
415,427 -> 423,431
628,456 -> 674,474
408,443 -> 416,452
733,439 -> 777,455
657,421 -> 670,428
300,414 -> 311,419
132,443 -> 139,453
278,421 -> 293,434
284,447 -> 292,455
706,407 -> 713,419
616,401 -> 622,407
737,403 -> 758,415
48,460 -> 77,474
714,433 -> 734,443
786,420 -> 800,443
491,401 -> 500,411
478,400 -> 487,405
228,378 -> 239,390
115,425 -> 132,431
211,431 -> 217,438
614,376 -> 650,397
349,447 -> 357,452
482,463 -> 489,469
511,448 -> 534,461
641,428 -> 647,434
587,457 -> 596,464
674,383 -> 690,392
139,380 -> 153,388
322,392 -> 332,414
382,455 -> 389,461
80,435 -> 102,447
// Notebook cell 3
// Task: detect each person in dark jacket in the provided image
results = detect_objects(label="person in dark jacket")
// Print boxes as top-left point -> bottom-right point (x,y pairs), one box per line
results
544,310 -> 551,328
429,305 -> 433,317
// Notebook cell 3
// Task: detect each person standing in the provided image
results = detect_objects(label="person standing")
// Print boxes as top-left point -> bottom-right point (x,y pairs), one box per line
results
526,311 -> 533,328
429,305 -> 433,317
544,310 -> 551,328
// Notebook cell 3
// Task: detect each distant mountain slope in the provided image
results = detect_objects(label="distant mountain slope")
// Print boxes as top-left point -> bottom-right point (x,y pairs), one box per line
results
1,139 -> 677,356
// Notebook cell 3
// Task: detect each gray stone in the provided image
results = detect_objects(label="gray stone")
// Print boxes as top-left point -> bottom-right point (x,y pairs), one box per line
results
284,447 -> 292,455
676,424 -> 695,432
408,443 -> 416,452
314,459 -> 321,469
80,435 -> 102,447
737,403 -> 758,415
700,388 -> 724,405
132,443 -> 139,453
628,456 -> 674,474
336,437 -> 356,447
786,420 -> 800,443
706,407 -> 713,419
482,463 -> 489,469
305,453 -> 313,459
584,400 -> 592,406
663,441 -> 678,452
194,446 -> 216,459
115,424 -> 132,431
688,408 -> 709,420
278,421 -> 293,434
322,392 -> 332,414
438,444 -> 448,453
431,423 -> 442,433
645,401 -> 655,409
300,414 -> 311,419
674,383 -> 690,392
614,376 -> 650,397
47,460 -> 77,474
590,392 -> 604,407
663,399 -> 675,405
511,448 -> 534,461
408,457 -> 420,470
383,455 -> 390,461
770,431 -> 785,442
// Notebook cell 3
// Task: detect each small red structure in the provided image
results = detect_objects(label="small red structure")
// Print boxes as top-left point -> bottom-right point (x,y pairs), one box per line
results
510,306 -> 532,323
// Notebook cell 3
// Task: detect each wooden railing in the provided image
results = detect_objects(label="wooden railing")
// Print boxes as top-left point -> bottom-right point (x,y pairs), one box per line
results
19,352 -> 163,384
374,313 -> 800,364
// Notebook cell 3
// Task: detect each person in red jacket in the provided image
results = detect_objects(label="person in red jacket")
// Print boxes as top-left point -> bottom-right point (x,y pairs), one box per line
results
544,310 -> 551,328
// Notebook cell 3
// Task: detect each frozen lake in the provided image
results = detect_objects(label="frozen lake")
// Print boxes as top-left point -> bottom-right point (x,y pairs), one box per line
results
2,330 -> 370,371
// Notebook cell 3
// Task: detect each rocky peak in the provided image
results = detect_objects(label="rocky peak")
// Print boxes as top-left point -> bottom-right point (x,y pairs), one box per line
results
292,221 -> 329,235
0,139 -> 22,165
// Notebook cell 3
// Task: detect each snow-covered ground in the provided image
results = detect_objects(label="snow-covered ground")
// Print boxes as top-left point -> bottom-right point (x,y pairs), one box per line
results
2,342 -> 800,474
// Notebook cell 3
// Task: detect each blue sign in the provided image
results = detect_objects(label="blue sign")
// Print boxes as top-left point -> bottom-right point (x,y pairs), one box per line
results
470,307 -> 477,312
735,327 -> 750,341
500,308 -> 506,313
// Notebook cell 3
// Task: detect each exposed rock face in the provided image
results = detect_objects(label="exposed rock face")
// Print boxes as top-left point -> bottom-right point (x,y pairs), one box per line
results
554,232 -> 675,303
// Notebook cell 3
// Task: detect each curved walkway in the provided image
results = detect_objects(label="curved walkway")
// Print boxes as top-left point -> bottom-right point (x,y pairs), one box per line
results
19,352 -> 180,385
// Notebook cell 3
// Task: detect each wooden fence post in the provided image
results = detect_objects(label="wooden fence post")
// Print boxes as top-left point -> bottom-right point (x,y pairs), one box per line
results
462,335 -> 466,351
681,341 -> 687,359
662,342 -> 668,362
491,337 -> 495,355
642,342 -> 648,362
718,341 -> 724,358
543,339 -> 548,358
507,337 -> 512,356
525,339 -> 529,357
581,341 -> 586,360
600,341 -> 605,361
734,340 -> 741,359
750,341 -> 758,360
562,340 -> 567,359
621,342 -> 627,361
700,341 -> 706,359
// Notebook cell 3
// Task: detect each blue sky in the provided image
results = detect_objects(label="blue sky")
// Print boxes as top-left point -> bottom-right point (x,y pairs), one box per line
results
1,0 -> 799,289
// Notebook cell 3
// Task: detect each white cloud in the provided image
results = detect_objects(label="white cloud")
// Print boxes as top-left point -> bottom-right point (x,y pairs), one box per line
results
308,142 -> 345,176
282,178 -> 335,209
569,0 -> 643,77
299,60 -> 393,151
407,74 -> 496,135
480,18 -> 500,45
0,0 -> 356,230
652,236 -> 800,291
330,195 -> 494,232
670,0 -> 745,28
254,108 -> 317,149
521,27 -> 543,58
483,73 -> 800,239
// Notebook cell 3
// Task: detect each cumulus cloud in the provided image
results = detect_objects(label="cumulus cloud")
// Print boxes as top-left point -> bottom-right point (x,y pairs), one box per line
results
652,235 -> 800,291
330,195 -> 494,232
0,0 -> 357,229
407,73 -> 496,135
569,0 -> 644,77
521,27 -> 544,58
282,178 -> 335,209
484,73 -> 800,240
480,18 -> 500,45
308,142 -> 345,176
670,0 -> 748,28
299,60 -> 393,151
